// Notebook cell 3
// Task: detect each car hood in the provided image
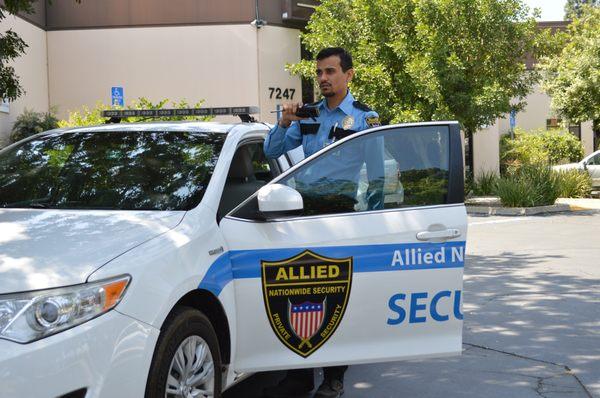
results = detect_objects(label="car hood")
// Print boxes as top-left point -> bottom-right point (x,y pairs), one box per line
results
0,209 -> 185,294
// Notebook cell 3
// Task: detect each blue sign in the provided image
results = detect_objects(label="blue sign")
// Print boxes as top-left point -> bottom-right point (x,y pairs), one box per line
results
509,109 -> 516,129
111,87 -> 124,107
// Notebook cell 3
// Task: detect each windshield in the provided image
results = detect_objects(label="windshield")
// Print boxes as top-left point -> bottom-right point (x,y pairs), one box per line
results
0,130 -> 226,210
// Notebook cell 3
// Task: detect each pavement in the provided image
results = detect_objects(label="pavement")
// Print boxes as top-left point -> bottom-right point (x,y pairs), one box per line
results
224,210 -> 600,398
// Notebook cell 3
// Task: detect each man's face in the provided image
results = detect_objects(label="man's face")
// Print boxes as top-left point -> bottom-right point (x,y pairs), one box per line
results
316,55 -> 354,98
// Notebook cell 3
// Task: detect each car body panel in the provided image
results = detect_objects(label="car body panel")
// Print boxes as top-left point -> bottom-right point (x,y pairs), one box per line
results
0,208 -> 184,294
0,310 -> 159,398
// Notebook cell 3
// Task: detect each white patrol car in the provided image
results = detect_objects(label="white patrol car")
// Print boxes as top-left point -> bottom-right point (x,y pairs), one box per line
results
0,107 -> 467,398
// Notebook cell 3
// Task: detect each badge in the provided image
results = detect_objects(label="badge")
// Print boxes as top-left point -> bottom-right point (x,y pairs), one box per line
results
261,250 -> 353,358
342,115 -> 354,130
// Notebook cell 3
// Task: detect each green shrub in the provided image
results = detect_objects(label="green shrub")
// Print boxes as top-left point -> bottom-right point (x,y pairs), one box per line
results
472,170 -> 498,196
500,128 -> 584,174
495,176 -> 538,207
496,163 -> 560,207
58,97 -> 213,128
10,108 -> 59,143
554,169 -> 592,198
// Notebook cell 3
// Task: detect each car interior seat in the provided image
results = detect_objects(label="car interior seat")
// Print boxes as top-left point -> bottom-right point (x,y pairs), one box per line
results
218,145 -> 266,219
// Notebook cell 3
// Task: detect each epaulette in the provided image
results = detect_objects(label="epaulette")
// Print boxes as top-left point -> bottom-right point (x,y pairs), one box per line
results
353,101 -> 372,112
306,100 -> 322,107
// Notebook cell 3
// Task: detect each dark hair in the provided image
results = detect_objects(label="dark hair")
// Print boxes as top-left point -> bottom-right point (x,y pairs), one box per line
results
316,47 -> 353,72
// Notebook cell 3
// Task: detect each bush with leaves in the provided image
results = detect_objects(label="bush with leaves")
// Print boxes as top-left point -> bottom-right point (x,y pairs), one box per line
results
500,128 -> 584,173
554,169 -> 592,198
58,97 -> 213,128
472,170 -> 499,196
10,108 -> 59,143
496,163 -> 561,207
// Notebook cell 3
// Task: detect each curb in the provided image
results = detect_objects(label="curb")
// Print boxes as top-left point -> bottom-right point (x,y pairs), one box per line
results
467,203 -> 571,216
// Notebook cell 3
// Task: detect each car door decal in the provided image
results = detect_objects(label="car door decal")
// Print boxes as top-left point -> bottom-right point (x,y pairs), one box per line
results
261,250 -> 352,357
198,241 -> 465,297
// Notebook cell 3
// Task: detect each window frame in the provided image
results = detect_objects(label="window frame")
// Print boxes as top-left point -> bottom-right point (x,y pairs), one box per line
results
226,122 -> 464,222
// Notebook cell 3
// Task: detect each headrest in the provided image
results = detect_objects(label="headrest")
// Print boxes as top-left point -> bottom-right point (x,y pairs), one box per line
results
228,146 -> 255,179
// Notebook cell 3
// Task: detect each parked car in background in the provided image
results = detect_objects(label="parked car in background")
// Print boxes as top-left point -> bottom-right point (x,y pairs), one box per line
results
553,149 -> 600,187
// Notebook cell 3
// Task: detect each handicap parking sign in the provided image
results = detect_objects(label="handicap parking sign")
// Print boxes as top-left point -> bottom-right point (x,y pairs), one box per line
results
111,87 -> 124,107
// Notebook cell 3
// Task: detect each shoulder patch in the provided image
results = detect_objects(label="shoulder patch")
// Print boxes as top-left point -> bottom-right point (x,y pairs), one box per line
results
365,115 -> 381,128
353,101 -> 372,112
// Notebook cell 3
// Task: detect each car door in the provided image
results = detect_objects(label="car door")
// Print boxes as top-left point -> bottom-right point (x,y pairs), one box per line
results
219,122 -> 467,372
585,152 -> 600,187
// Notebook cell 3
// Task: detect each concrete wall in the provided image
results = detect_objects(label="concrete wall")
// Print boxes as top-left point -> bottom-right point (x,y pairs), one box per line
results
473,124 -> 501,176
0,15 -> 49,145
47,25 -> 259,123
473,84 -> 596,176
46,24 -> 300,124
257,25 -> 302,124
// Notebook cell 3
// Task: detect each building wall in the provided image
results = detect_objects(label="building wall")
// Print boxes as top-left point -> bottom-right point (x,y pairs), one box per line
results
473,124 -> 501,176
257,25 -> 303,124
47,24 -> 266,123
0,15 -> 49,145
473,84 -> 596,176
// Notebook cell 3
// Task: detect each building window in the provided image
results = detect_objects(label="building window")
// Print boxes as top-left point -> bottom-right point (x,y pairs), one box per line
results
546,118 -> 581,140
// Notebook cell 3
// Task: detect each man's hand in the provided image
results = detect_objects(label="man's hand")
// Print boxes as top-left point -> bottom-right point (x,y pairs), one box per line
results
278,102 -> 307,128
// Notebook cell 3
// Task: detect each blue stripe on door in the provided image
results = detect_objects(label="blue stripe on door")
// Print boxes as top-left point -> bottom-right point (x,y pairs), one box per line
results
199,241 -> 466,297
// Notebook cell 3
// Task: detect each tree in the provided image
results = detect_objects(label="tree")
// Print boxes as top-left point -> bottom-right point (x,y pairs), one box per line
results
565,0 -> 599,19
540,6 -> 600,134
289,0 -> 548,157
0,0 -> 36,102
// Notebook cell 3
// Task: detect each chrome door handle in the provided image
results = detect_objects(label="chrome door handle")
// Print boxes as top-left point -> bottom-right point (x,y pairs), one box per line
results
416,229 -> 461,241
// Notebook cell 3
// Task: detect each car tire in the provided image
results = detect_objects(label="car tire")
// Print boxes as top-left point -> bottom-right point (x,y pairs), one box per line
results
145,306 -> 222,398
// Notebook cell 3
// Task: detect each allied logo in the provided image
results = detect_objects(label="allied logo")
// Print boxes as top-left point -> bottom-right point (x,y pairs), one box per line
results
261,250 -> 353,358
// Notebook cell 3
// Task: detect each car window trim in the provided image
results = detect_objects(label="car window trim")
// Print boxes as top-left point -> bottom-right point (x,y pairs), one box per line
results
225,122 -> 463,221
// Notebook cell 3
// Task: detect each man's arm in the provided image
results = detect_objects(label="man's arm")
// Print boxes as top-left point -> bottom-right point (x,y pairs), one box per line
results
264,122 -> 302,159
264,102 -> 306,159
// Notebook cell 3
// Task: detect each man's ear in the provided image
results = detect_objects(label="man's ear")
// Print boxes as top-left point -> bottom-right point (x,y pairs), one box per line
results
346,68 -> 355,83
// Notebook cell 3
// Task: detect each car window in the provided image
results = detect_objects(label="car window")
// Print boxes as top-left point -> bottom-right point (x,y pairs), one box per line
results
218,142 -> 274,218
279,125 -> 450,217
588,153 -> 600,165
0,130 -> 225,210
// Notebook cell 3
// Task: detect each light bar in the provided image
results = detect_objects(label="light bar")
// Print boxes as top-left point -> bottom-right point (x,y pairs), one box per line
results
101,106 -> 260,119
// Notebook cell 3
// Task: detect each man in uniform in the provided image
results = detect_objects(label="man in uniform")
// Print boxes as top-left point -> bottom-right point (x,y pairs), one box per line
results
263,47 -> 382,398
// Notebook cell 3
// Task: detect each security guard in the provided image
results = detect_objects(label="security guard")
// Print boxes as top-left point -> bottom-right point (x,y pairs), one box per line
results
263,47 -> 382,398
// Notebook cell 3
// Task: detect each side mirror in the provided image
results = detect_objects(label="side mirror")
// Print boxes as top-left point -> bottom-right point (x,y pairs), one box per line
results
257,184 -> 303,217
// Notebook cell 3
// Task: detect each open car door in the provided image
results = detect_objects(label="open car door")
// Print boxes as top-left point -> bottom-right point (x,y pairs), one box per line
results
218,122 -> 467,372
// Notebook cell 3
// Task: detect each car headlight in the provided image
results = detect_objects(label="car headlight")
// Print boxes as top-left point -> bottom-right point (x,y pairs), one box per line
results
0,275 -> 130,343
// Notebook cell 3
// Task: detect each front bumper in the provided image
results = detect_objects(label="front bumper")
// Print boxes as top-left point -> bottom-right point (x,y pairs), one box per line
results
0,310 -> 160,398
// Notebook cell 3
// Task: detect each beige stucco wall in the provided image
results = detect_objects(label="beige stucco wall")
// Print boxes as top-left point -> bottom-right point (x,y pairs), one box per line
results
257,25 -> 302,124
47,25 -> 262,123
0,16 -> 49,145
473,123 -> 501,176
581,121 -> 594,154
473,84 -> 596,176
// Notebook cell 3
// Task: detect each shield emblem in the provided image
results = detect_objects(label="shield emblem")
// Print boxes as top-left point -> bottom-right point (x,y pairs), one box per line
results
261,250 -> 353,358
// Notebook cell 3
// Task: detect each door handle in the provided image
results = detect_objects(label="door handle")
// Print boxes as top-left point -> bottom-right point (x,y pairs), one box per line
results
416,229 -> 461,241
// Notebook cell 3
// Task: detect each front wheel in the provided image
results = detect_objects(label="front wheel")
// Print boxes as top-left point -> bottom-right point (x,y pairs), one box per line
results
146,306 -> 222,398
